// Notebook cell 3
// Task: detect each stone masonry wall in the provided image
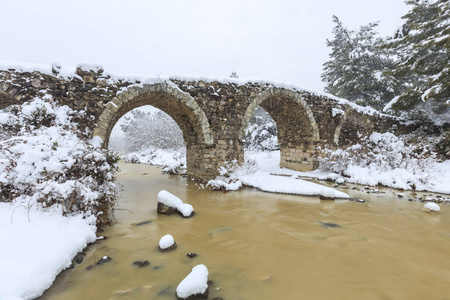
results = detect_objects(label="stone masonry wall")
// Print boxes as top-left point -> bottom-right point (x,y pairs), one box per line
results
0,66 -> 136,123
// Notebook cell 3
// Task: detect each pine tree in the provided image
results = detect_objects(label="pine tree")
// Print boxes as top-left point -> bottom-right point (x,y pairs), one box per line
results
385,0 -> 449,120
322,16 -> 399,110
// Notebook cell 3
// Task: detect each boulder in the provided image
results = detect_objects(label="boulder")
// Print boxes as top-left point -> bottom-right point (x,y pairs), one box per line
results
157,190 -> 194,218
157,202 -> 178,215
133,260 -> 150,267
422,202 -> 440,213
158,234 -> 177,252
176,264 -> 209,300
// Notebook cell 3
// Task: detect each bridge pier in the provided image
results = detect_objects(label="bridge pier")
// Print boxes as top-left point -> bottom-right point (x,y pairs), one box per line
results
279,144 -> 319,171
185,139 -> 245,183
185,144 -> 218,182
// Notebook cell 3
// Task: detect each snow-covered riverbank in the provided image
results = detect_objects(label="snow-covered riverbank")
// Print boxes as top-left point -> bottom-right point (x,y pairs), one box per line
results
120,147 -> 450,196
0,97 -> 119,300
246,151 -> 450,195
0,203 -> 96,300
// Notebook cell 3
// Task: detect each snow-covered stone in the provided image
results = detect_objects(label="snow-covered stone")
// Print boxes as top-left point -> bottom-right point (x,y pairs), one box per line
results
177,203 -> 194,218
157,190 -> 184,208
157,190 -> 194,218
422,202 -> 440,213
158,234 -> 177,252
176,264 -> 209,300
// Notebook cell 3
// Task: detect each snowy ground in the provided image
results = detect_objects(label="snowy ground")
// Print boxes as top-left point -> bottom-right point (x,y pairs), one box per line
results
122,147 -> 186,174
207,151 -> 349,198
0,98 -> 115,300
0,203 -> 96,300
246,151 -> 450,195
240,152 -> 348,197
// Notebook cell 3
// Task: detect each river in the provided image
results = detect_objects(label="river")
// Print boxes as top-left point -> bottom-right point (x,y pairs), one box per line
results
40,162 -> 450,300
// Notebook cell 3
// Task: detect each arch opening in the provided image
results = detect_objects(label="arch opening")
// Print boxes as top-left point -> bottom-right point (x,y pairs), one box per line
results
94,83 -> 215,180
240,88 -> 320,172
243,106 -> 280,166
109,105 -> 186,172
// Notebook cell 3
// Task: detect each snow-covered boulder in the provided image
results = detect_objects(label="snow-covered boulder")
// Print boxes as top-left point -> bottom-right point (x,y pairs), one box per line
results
422,202 -> 440,213
157,190 -> 194,218
158,234 -> 177,252
319,188 -> 335,200
176,264 -> 209,300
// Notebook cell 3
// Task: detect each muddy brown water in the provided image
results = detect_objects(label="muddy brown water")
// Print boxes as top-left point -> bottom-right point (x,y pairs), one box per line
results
40,162 -> 450,300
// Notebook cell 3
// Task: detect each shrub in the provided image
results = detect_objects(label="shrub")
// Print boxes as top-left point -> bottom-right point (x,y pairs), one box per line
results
0,97 -> 120,228
320,132 -> 437,175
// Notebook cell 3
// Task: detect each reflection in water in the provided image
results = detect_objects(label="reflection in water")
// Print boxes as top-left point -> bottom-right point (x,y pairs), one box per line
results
320,199 -> 336,210
41,163 -> 450,300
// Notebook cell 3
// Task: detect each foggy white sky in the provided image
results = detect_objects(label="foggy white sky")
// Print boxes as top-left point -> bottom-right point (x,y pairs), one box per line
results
1,0 -> 409,91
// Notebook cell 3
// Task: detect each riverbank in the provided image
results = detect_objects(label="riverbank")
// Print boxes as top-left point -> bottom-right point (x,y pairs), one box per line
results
0,203 -> 96,300
246,151 -> 450,195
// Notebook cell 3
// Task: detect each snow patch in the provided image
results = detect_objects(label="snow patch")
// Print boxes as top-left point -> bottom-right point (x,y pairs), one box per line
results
0,203 -> 96,300
332,107 -> 345,117
159,234 -> 175,250
239,172 -> 349,198
383,96 -> 400,112
176,264 -> 209,299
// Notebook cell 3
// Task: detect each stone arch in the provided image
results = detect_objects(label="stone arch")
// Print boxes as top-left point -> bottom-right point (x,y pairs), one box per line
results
93,82 -> 215,179
239,87 -> 319,142
94,83 -> 213,147
239,87 -> 320,171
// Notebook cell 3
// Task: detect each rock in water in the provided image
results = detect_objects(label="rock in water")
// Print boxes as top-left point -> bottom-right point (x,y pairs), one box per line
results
135,220 -> 152,226
133,260 -> 150,267
349,198 -> 365,203
159,234 -> 177,252
75,254 -> 84,264
422,202 -> 440,213
157,190 -> 194,218
176,264 -> 209,300
157,285 -> 172,296
97,256 -> 112,265
318,221 -> 341,228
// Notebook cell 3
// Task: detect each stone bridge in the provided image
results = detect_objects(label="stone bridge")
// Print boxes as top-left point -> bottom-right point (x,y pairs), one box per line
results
0,66 -> 414,182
